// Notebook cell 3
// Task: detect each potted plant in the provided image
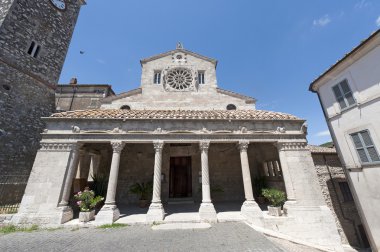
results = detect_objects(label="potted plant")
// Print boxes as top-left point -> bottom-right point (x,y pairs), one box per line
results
129,182 -> 153,208
262,188 -> 286,216
74,187 -> 104,222
253,176 -> 267,204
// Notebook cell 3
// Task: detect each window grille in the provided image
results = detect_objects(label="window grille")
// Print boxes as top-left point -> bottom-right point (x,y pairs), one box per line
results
332,79 -> 355,110
351,130 -> 380,164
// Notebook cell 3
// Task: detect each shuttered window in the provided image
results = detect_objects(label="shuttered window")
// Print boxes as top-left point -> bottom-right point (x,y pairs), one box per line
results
351,130 -> 380,164
332,79 -> 355,110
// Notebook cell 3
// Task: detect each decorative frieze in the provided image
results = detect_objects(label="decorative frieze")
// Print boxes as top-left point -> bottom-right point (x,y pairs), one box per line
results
39,142 -> 82,152
277,142 -> 308,151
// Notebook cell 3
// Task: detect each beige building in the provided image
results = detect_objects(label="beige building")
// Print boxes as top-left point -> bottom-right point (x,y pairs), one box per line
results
14,45 -> 344,251
310,29 -> 380,251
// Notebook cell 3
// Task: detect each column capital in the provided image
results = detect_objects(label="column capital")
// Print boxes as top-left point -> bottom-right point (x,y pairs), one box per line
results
199,141 -> 210,152
153,141 -> 164,152
111,141 -> 125,153
237,140 -> 250,152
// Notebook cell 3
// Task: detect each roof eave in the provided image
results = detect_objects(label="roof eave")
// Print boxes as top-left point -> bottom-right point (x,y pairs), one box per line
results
309,29 -> 380,92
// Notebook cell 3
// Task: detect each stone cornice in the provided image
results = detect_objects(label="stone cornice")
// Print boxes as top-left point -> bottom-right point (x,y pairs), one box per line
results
277,142 -> 308,151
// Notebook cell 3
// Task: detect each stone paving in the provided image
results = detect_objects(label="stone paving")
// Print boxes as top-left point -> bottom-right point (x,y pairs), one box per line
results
0,222 -> 291,252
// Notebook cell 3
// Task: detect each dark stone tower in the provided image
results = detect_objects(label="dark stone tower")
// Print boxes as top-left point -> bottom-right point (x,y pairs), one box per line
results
0,0 -> 85,192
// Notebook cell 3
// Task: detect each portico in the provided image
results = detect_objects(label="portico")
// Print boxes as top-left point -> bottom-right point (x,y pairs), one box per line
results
12,45 -> 343,250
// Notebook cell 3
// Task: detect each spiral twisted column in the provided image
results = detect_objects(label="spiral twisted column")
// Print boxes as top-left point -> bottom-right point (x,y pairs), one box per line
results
59,143 -> 83,207
147,141 -> 165,222
104,141 -> 125,205
200,141 -> 211,203
152,141 -> 164,203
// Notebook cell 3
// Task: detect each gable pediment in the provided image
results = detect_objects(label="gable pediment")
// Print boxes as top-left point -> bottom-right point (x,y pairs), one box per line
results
140,48 -> 218,67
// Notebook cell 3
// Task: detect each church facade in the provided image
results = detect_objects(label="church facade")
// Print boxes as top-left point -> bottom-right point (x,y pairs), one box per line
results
13,44 -> 343,250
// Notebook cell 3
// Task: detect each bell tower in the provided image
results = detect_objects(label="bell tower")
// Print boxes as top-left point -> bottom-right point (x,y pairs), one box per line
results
0,0 -> 86,180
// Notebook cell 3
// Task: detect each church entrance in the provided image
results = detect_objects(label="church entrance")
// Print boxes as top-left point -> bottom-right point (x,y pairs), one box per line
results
169,156 -> 192,198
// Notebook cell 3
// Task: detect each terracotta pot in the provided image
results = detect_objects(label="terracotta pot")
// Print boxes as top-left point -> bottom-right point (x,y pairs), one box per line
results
79,210 -> 95,222
268,206 -> 282,217
138,199 -> 149,208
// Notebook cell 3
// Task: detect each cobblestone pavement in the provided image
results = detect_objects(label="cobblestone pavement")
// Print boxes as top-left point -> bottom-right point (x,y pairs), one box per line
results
0,223 -> 310,252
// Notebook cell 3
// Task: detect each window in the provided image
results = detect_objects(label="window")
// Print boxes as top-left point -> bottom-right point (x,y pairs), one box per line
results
198,71 -> 205,84
338,182 -> 353,202
332,79 -> 355,110
27,41 -> 41,58
153,71 -> 161,84
263,161 -> 283,178
120,105 -> 131,110
351,130 -> 380,164
226,104 -> 237,110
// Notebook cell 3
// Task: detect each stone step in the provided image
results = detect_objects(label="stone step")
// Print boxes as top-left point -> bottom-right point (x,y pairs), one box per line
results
167,198 -> 195,204
151,222 -> 211,230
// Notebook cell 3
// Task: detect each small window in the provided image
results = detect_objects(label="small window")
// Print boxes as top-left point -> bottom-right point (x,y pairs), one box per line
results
120,105 -> 131,110
2,85 -> 10,91
338,182 -> 353,202
351,130 -> 380,164
153,71 -> 161,84
27,41 -> 41,58
227,104 -> 237,110
332,79 -> 355,110
198,71 -> 205,84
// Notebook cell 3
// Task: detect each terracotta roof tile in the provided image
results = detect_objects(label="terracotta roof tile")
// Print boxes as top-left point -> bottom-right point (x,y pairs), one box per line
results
50,109 -> 302,121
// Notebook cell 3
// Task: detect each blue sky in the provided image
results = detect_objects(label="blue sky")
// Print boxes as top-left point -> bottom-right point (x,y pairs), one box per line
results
59,0 -> 380,145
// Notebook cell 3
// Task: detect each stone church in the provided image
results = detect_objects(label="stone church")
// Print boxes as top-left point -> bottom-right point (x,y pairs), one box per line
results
0,1 -> 366,251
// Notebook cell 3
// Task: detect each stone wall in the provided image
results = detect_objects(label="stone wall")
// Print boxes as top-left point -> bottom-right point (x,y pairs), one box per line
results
0,0 -> 14,27
0,63 -> 55,176
312,153 -> 364,248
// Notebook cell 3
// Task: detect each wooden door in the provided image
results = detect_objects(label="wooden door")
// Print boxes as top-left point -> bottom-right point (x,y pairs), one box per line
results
169,157 -> 192,198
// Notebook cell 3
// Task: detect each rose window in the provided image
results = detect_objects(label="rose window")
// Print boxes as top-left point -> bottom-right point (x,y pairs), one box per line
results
166,68 -> 193,90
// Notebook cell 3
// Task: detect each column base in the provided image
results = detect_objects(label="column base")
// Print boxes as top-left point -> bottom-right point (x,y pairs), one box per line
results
146,202 -> 165,222
199,203 -> 217,223
95,204 -> 120,225
241,200 -> 263,226
11,206 -> 73,225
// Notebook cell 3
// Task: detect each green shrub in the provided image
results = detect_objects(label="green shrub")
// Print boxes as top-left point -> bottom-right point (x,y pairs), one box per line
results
74,187 -> 104,212
261,188 -> 286,207
129,182 -> 153,200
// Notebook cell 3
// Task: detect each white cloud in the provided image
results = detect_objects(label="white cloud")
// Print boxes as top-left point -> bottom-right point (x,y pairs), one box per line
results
96,59 -> 106,64
313,15 -> 331,27
376,16 -> 380,27
355,0 -> 371,9
316,130 -> 331,137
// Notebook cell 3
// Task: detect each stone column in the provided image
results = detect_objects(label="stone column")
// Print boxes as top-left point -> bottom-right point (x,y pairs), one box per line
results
198,141 -> 217,222
238,140 -> 262,225
147,141 -> 165,222
95,141 -> 125,225
277,143 -> 296,204
58,143 -> 83,208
